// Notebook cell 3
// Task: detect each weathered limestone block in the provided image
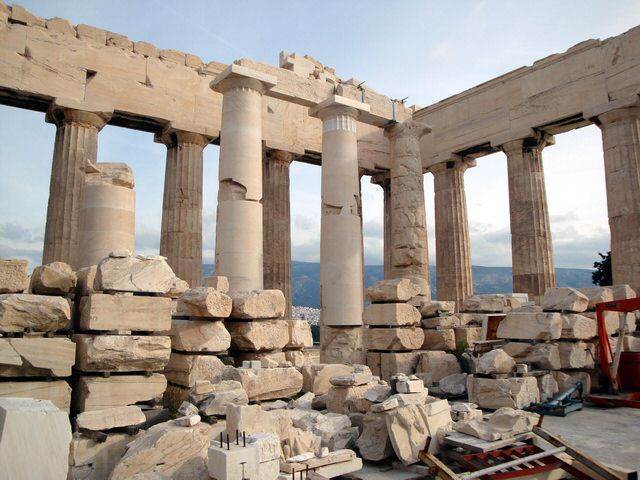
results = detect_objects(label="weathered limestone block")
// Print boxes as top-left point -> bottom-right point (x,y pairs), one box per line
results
419,300 -> 455,318
79,294 -> 172,332
422,315 -> 462,329
320,325 -> 364,365
455,407 -> 537,441
609,284 -> 636,301
229,367 -> 302,401
109,422 -> 211,479
30,261 -> 77,295
0,294 -> 71,333
197,382 -> 249,416
496,312 -> 562,340
560,314 -> 597,339
366,327 -> 424,351
542,287 -> 589,313
301,364 -> 354,395
0,337 -> 75,377
476,349 -> 515,375
226,320 -> 289,351
229,290 -> 285,319
326,382 -> 375,414
169,319 -> 230,352
552,370 -> 592,394
234,351 -> 287,366
76,266 -> 98,296
422,328 -> 456,350
367,351 -> 420,382
74,334 -> 171,372
176,287 -> 232,318
462,295 -> 507,313
454,326 -> 483,348
467,376 -> 540,409
0,259 -> 28,293
75,374 -> 167,412
77,405 -> 146,431
286,319 -> 313,348
0,380 -> 71,412
366,278 -> 420,303
501,342 -> 561,370
203,276 -> 229,292
69,432 -> 138,480
330,365 -> 373,387
363,303 -> 421,327
164,353 -> 226,387
415,351 -> 462,387
226,404 -> 292,446
285,350 -> 308,367
583,311 -> 636,334
557,342 -> 595,369
576,287 -> 614,310
440,373 -> 468,395
95,254 -> 177,294
537,374 -> 559,402
0,398 -> 71,480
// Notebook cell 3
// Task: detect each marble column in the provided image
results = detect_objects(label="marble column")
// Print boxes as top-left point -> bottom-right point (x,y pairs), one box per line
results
430,158 -> 474,307
370,172 -> 392,279
43,104 -> 111,268
262,147 -> 294,318
502,135 -> 556,304
384,120 -> 432,297
210,65 -> 276,292
157,129 -> 210,287
597,107 -> 640,293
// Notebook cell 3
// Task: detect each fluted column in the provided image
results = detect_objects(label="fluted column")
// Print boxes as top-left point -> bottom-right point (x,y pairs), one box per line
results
210,65 -> 276,292
597,107 -> 640,293
370,172 -> 392,279
157,128 -> 210,287
502,135 -> 556,304
43,103 -> 111,267
384,120 -> 432,297
430,158 -> 474,307
262,148 -> 294,318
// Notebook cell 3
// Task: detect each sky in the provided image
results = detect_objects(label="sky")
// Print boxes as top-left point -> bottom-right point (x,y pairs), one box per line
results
1,0 -> 639,270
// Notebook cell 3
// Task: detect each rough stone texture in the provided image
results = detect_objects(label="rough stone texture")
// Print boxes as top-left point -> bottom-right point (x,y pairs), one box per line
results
0,294 -> 71,333
366,278 -> 421,303
467,376 -> 540,409
320,325 -> 365,365
229,290 -> 285,319
69,432 -> 138,480
285,319 -> 313,348
330,365 -> 373,387
301,364 -> 354,395
0,380 -> 71,412
552,370 -> 592,395
557,341 -> 595,369
367,351 -> 420,382
0,259 -> 28,293
476,349 -> 516,375
363,303 -> 421,327
422,328 -> 456,350
226,404 -> 292,447
422,315 -> 462,329
74,334 -> 171,372
203,276 -> 229,293
76,266 -> 98,297
226,320 -> 289,351
175,287 -> 232,318
560,313 -> 597,339
169,319 -> 231,353
109,422 -> 211,480
325,382 -> 376,414
95,254 -> 177,294
440,373 -> 468,395
365,327 -> 424,351
576,287 -> 614,310
496,312 -> 562,340
74,374 -> 167,412
79,293 -> 172,332
0,337 -> 75,377
164,353 -> 226,387
537,374 -> 559,402
198,382 -> 248,417
501,342 -> 561,370
419,300 -> 456,318
229,367 -> 302,401
455,407 -> 537,441
609,284 -> 637,301
30,261 -> 77,295
463,295 -> 507,313
0,398 -> 72,480
542,287 -> 589,312
76,405 -> 146,431
454,326 -> 483,348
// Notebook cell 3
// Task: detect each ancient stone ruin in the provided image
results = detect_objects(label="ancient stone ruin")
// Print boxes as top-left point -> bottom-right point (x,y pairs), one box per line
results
0,2 -> 639,479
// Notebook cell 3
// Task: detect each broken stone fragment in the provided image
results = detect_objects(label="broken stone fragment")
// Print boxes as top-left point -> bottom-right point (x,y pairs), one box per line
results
0,294 -> 71,333
415,351 -> 461,385
609,284 -> 637,301
501,342 -> 561,370
285,319 -> 314,348
30,261 -> 77,295
462,295 -> 508,313
455,407 -> 537,441
476,348 -> 515,375
367,351 -> 421,382
301,364 -> 354,395
0,380 -> 71,413
363,303 -> 421,327
0,337 -> 75,377
174,414 -> 201,427
542,287 -> 589,313
496,312 -> 562,340
395,376 -> 424,393
557,341 -> 595,369
366,327 -> 424,351
454,326 -> 483,348
552,370 -> 592,395
366,278 -> 421,303
229,290 -> 285,319
422,328 -> 456,350
74,374 -> 167,412
176,287 -> 232,318
95,254 -> 178,294
329,365 -> 373,387
198,385 -> 249,417
226,319 -> 289,351
229,366 -> 303,401
422,315 -> 462,329
560,313 -> 597,339
440,373 -> 468,395
169,319 -> 231,352
68,431 -> 138,480
467,376 -> 539,409
74,334 -> 171,372
326,381 -> 378,414
576,287 -> 614,309
537,374 -> 559,401
203,276 -> 229,292
419,300 -> 456,318
164,353 -> 226,387
76,405 -> 146,431
178,401 -> 198,417
357,411 -> 394,461
0,259 -> 28,293
79,293 -> 172,332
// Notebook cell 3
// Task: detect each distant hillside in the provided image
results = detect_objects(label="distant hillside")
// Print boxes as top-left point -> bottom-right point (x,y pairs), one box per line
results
203,262 -> 594,308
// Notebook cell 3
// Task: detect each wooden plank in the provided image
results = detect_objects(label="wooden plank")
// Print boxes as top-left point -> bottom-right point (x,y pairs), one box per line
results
443,432 -> 534,453
418,451 -> 461,480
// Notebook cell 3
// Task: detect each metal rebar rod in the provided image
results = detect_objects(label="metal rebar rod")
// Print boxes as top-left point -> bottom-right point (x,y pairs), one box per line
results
461,447 -> 566,480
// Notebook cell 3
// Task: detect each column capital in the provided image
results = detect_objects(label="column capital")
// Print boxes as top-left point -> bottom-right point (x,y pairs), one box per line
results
384,119 -> 432,141
46,99 -> 112,130
155,126 -> 212,149
265,148 -> 295,166
429,156 -> 476,175
210,64 -> 277,95
370,171 -> 390,187
501,132 -> 554,155
597,106 -> 640,126
309,94 -> 370,121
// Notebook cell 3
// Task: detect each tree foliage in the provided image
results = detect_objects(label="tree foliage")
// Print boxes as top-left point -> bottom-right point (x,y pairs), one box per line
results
592,251 -> 612,286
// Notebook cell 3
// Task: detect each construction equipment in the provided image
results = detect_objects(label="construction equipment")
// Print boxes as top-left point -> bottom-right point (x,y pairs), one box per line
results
529,381 -> 583,416
586,297 -> 640,408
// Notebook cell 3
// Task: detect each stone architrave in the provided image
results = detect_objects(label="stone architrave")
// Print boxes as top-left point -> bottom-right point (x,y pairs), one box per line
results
211,65 -> 277,292
384,120 -> 432,297
43,101 -> 112,267
430,157 -> 474,308
157,128 -> 211,288
262,148 -> 295,318
597,107 -> 640,293
501,135 -> 556,304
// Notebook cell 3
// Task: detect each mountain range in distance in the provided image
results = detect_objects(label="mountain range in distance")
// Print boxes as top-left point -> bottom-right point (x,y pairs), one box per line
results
203,261 -> 595,308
